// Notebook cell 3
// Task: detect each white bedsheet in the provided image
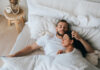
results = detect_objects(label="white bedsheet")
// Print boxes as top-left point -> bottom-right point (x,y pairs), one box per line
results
0,24 -> 100,70
0,49 -> 100,70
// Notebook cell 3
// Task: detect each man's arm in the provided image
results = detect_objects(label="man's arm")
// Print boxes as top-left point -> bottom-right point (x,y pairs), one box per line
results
78,38 -> 94,53
8,42 -> 41,57
72,31 -> 94,53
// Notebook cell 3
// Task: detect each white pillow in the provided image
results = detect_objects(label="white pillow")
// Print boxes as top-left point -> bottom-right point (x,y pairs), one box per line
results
27,0 -> 100,17
28,15 -> 58,40
74,0 -> 100,17
27,0 -> 100,29
27,0 -> 100,28
27,15 -> 84,40
27,15 -> 100,50
28,15 -> 81,40
75,15 -> 100,28
72,26 -> 100,50
27,0 -> 79,17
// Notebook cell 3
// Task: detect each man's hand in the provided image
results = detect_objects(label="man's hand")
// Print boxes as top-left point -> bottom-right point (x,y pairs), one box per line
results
57,50 -> 64,54
6,43 -> 41,57
72,31 -> 94,53
71,31 -> 82,41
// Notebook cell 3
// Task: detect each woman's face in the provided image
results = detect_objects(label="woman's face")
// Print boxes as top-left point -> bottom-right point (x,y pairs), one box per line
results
62,34 -> 73,47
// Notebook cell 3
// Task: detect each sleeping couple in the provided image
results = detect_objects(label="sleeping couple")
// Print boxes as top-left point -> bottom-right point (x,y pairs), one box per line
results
8,20 -> 100,70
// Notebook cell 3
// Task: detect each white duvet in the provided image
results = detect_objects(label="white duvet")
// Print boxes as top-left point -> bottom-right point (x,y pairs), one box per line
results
0,49 -> 100,70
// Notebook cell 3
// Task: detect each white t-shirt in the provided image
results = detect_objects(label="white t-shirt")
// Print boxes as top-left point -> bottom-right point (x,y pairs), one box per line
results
36,34 -> 65,56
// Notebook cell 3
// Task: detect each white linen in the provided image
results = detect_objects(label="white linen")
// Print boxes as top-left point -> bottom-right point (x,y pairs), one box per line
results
28,15 -> 100,50
9,24 -> 34,55
28,16 -> 57,40
27,0 -> 100,17
9,24 -> 44,55
0,49 -> 100,70
86,0 -> 100,3
0,56 -> 38,70
0,24 -> 100,70
51,49 -> 100,70
71,26 -> 100,50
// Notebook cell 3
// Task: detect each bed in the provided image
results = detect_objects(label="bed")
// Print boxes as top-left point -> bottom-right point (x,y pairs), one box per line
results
0,0 -> 100,70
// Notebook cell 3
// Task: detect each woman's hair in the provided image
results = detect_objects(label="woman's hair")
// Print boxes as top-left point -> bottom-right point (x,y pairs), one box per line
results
64,31 -> 87,57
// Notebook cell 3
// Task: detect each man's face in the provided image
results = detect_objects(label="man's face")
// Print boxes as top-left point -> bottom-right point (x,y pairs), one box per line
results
56,22 -> 68,36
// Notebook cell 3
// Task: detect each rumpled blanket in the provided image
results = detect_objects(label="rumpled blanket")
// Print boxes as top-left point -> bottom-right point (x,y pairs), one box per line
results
0,49 -> 100,70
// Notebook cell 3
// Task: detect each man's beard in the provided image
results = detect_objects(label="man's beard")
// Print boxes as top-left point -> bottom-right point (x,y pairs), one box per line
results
56,32 -> 64,37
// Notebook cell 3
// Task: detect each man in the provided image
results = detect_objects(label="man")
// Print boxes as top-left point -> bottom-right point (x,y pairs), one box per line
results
9,20 -> 94,57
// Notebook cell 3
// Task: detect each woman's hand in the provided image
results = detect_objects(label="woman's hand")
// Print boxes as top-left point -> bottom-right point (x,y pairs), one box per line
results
57,50 -> 64,54
71,31 -> 82,41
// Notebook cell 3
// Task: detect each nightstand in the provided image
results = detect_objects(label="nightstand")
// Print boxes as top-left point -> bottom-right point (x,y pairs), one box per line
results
4,8 -> 25,33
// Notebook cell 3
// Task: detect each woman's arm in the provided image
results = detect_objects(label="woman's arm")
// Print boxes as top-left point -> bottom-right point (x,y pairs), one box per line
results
8,42 -> 41,57
72,31 -> 94,53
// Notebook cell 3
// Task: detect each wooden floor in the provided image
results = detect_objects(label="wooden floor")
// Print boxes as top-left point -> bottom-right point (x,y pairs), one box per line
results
0,15 -> 18,67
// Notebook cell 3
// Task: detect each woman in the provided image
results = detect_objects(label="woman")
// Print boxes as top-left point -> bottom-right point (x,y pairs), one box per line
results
52,31 -> 100,70
57,31 -> 87,57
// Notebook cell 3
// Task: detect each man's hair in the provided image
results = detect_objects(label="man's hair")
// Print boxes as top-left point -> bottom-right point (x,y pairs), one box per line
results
56,19 -> 68,26
56,19 -> 70,31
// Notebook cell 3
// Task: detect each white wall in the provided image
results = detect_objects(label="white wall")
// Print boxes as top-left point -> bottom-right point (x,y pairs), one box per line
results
0,0 -> 28,19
